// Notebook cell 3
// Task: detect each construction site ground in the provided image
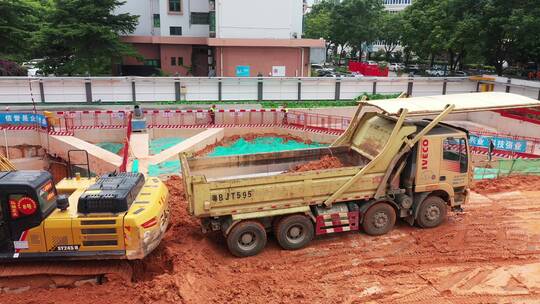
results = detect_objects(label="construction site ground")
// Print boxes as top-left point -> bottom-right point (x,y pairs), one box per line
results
3,175 -> 540,303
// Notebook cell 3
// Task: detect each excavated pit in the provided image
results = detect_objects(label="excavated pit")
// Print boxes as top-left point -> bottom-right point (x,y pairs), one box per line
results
3,175 -> 540,303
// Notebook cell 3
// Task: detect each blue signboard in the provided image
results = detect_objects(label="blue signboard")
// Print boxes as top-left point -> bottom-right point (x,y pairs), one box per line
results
469,135 -> 527,153
0,113 -> 48,127
235,65 -> 250,77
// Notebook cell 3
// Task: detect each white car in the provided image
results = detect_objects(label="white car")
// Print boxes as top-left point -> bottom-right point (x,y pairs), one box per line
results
426,69 -> 447,77
389,63 -> 405,71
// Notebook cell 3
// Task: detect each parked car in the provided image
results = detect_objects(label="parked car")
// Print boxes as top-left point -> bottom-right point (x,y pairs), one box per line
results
343,72 -> 364,78
450,71 -> 468,77
389,63 -> 405,71
426,69 -> 447,77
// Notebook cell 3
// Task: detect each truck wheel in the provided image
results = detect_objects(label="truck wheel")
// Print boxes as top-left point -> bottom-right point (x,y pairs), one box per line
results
274,214 -> 314,250
226,221 -> 267,257
362,202 -> 396,236
416,196 -> 447,228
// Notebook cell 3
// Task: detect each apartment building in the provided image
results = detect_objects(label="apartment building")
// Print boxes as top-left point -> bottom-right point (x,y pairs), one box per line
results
117,0 -> 325,77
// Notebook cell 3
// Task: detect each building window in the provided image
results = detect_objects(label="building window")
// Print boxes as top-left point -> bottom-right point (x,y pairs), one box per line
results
171,57 -> 176,66
178,57 -> 183,66
153,14 -> 160,27
169,0 -> 181,13
190,12 -> 209,25
170,26 -> 182,35
144,59 -> 161,67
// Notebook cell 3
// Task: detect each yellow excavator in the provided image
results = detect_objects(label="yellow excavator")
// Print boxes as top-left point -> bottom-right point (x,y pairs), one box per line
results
0,151 -> 169,260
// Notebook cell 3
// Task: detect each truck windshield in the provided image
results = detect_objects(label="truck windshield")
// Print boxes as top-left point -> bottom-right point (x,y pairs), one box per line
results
443,137 -> 468,173
37,180 -> 57,213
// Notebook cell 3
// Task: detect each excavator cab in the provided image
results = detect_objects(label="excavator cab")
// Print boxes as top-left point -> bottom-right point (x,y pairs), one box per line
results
0,171 -> 57,255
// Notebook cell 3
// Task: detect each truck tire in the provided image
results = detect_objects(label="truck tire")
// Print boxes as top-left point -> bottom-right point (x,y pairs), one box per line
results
226,220 -> 267,257
274,214 -> 314,250
362,202 -> 396,236
416,196 -> 447,228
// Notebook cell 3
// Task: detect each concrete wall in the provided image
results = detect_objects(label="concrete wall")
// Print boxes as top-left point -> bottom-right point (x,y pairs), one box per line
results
0,77 -> 494,103
0,130 -> 44,160
74,129 -> 126,144
123,44 -> 161,65
467,111 -> 540,138
12,157 -> 47,170
160,44 -> 193,76
44,134 -> 122,175
216,0 -> 302,39
149,128 -> 204,139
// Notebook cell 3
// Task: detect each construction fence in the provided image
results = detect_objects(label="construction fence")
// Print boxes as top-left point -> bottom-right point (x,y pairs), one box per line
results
474,159 -> 540,180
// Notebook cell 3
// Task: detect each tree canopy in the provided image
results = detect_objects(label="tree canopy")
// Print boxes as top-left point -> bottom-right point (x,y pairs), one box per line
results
305,0 -> 540,75
304,0 -> 384,63
32,0 -> 139,75
0,0 -> 42,61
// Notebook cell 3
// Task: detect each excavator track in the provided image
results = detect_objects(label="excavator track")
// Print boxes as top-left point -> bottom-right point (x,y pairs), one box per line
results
0,260 -> 132,292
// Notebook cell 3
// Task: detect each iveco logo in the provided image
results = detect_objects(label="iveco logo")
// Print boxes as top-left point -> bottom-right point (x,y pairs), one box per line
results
421,139 -> 429,170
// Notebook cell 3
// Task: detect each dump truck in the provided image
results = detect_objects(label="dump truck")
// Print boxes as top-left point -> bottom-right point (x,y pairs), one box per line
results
0,170 -> 169,260
180,92 -> 540,257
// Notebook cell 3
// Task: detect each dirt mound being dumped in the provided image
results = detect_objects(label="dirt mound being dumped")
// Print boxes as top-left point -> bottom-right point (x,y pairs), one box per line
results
289,155 -> 344,172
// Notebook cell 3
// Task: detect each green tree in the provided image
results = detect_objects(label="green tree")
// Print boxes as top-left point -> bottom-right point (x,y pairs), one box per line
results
477,0 -> 540,75
0,0 -> 42,60
33,0 -> 139,75
376,12 -> 404,61
338,0 -> 384,61
304,1 -> 334,61
402,0 -> 480,70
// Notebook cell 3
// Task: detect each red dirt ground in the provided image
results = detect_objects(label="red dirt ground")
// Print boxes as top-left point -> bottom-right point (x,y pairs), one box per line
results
3,175 -> 540,303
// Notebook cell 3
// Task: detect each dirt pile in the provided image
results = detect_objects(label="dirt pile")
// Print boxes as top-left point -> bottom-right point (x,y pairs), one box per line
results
289,155 -> 344,172
472,175 -> 540,194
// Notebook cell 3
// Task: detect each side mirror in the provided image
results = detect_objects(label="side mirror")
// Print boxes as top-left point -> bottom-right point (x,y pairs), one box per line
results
57,194 -> 69,211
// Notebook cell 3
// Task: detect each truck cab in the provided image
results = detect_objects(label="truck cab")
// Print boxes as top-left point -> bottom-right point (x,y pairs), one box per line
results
413,123 -> 471,207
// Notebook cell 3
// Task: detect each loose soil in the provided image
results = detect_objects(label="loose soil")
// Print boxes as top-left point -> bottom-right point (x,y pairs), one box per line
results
289,155 -> 344,172
3,175 -> 540,303
195,133 -> 313,157
472,175 -> 540,194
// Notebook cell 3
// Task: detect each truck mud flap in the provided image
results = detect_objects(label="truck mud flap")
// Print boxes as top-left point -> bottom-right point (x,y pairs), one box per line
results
315,211 -> 360,235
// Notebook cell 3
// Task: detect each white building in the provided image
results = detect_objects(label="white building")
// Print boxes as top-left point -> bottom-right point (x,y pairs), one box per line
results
116,0 -> 324,77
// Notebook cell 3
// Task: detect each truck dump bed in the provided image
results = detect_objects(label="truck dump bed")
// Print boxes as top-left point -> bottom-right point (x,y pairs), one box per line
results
188,146 -> 367,181
181,110 -> 420,218
182,146 -> 383,218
